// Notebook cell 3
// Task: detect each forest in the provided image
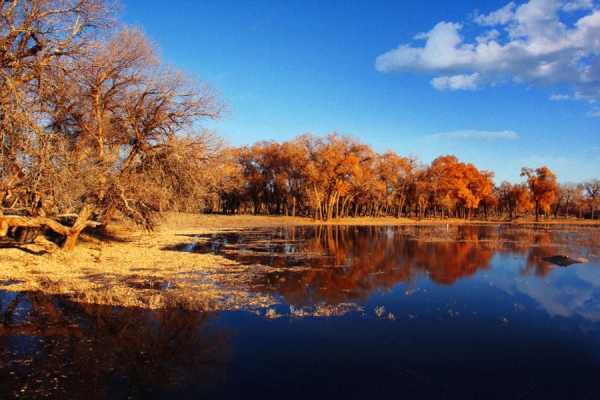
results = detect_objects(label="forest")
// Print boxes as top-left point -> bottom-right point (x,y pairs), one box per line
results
218,136 -> 599,223
1,0 -> 599,250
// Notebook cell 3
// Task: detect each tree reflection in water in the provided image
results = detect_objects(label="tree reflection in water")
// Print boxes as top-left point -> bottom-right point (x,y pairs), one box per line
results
0,291 -> 231,399
185,224 -> 595,309
3,225 -> 600,399
252,225 -> 496,307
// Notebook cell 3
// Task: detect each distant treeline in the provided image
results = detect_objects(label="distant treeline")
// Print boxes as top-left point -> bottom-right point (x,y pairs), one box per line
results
215,132 -> 599,222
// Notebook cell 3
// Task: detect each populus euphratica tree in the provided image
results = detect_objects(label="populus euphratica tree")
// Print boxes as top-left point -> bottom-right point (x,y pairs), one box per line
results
1,0 -> 116,244
520,166 -> 558,222
0,2 -> 226,249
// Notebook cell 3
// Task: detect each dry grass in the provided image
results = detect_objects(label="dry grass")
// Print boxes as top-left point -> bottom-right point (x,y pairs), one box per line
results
0,214 -> 285,311
1,212 -> 598,312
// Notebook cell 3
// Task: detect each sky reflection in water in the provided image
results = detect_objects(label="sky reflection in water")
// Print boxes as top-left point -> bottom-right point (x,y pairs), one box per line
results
2,224 -> 600,399
186,225 -> 600,321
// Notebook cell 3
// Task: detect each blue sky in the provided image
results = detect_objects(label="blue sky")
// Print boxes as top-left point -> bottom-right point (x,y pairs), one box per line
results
121,0 -> 600,184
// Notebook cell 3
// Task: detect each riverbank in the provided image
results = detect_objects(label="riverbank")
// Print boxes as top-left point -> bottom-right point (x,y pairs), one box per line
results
0,215 -> 285,311
1,213 -> 599,311
161,212 -> 600,228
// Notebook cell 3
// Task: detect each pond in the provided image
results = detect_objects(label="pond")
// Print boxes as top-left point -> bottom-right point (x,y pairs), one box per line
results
2,224 -> 600,399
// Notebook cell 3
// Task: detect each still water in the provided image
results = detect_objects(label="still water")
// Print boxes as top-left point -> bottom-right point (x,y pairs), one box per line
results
2,224 -> 600,399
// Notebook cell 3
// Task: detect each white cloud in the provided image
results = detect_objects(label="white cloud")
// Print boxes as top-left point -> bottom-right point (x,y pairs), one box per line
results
550,93 -> 571,99
563,0 -> 594,11
474,2 -> 517,26
492,256 -> 600,322
375,22 -> 475,74
431,73 -> 481,90
376,0 -> 600,99
424,129 -> 519,141
586,106 -> 600,115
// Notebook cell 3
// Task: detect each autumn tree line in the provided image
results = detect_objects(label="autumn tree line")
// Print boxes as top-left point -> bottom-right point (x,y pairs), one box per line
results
217,133 -> 600,224
1,0 -> 599,250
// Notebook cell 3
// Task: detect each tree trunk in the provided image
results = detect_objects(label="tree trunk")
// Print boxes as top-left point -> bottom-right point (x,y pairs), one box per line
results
326,192 -> 338,220
0,211 -> 7,237
62,204 -> 96,251
397,197 -> 406,219
313,186 -> 323,221
97,203 -> 117,231
0,205 -> 98,250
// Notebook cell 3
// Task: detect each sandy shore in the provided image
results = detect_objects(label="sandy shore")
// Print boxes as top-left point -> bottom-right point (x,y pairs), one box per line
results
1,213 -> 598,311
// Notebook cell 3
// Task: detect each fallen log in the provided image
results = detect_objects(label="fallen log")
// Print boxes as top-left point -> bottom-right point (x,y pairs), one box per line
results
1,215 -> 69,235
0,214 -> 99,249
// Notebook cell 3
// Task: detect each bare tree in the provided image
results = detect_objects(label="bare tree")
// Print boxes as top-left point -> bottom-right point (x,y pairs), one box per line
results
584,179 -> 600,220
1,0 -> 116,242
54,28 -> 224,248
560,182 -> 582,219
1,7 -> 227,249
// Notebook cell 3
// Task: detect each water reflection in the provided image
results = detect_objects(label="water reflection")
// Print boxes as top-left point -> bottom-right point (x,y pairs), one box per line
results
3,225 -> 600,399
177,225 -> 598,311
0,291 -> 231,399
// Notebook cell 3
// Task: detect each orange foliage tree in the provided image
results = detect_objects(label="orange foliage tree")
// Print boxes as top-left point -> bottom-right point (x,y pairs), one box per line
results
223,133 -> 599,221
291,132 -> 373,220
238,142 -> 282,214
424,155 -> 495,219
215,147 -> 246,214
238,141 -> 291,215
498,182 -> 533,220
520,166 -> 558,221
373,152 -> 417,218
